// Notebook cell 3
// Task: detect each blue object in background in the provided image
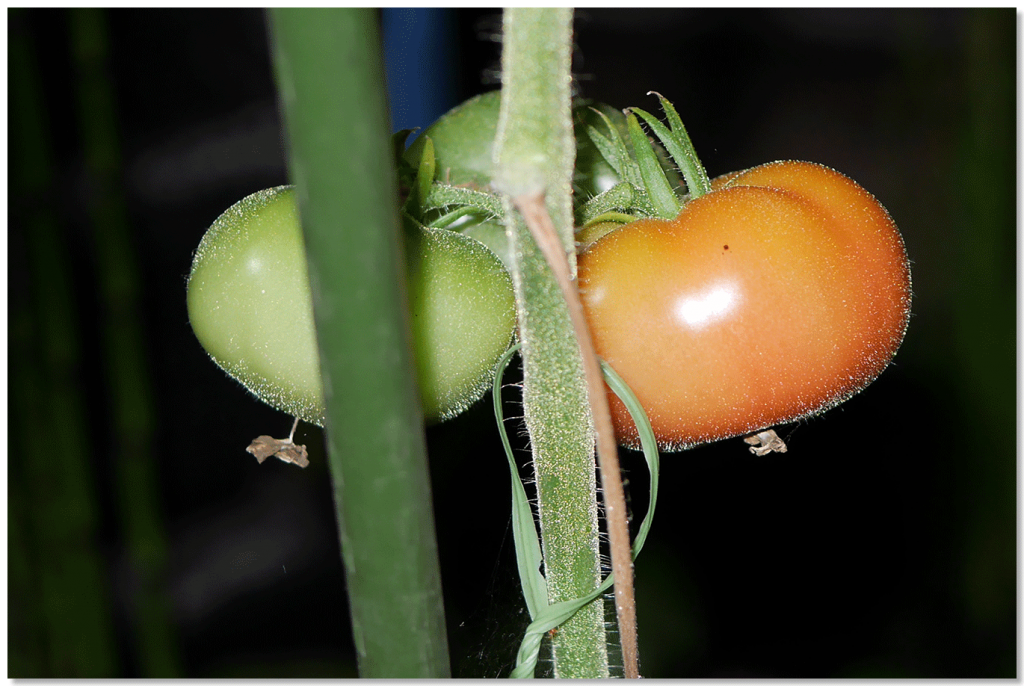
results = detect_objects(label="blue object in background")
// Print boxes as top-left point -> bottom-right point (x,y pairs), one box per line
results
381,8 -> 458,137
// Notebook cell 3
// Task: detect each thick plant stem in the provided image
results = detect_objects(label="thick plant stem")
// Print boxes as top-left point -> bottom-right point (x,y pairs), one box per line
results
513,193 -> 640,678
270,9 -> 450,677
493,8 -> 611,678
504,209 -> 607,678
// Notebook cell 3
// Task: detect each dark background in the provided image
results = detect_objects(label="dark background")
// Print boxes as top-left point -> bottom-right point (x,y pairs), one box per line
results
8,8 -> 1015,678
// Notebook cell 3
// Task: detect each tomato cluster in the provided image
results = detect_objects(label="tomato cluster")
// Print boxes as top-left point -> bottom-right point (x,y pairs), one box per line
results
186,91 -> 624,429
578,160 -> 911,450
187,92 -> 910,452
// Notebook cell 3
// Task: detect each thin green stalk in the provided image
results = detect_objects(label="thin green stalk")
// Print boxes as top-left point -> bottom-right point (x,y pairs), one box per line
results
269,9 -> 450,678
68,9 -> 180,676
492,9 -> 609,678
10,13 -> 118,675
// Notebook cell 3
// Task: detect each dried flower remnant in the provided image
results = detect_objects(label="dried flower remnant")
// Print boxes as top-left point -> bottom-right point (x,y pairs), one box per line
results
743,429 -> 788,456
246,417 -> 309,468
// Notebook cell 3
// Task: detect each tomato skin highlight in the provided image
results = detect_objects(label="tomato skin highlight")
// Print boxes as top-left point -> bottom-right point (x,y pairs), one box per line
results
578,161 -> 911,451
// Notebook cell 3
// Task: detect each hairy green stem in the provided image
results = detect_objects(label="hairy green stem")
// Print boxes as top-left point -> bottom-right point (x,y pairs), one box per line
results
513,193 -> 640,678
493,8 -> 609,678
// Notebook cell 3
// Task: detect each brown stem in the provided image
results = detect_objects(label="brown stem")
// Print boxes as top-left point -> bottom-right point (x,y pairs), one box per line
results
511,192 -> 640,679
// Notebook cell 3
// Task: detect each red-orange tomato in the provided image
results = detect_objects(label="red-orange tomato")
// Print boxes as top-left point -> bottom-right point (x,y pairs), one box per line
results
578,160 -> 911,451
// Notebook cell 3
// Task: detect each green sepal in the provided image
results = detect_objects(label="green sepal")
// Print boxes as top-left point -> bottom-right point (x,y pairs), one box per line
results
393,129 -> 420,205
424,184 -> 504,220
391,129 -> 415,179
429,206 -> 494,231
403,134 -> 437,219
575,217 -> 632,252
626,112 -> 679,220
580,212 -> 637,230
577,181 -> 643,227
633,93 -> 711,198
586,108 -> 644,189
400,208 -> 426,233
584,125 -> 626,182
392,128 -> 417,164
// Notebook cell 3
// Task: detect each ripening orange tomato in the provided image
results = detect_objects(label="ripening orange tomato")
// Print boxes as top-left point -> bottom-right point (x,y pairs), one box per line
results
578,160 -> 911,451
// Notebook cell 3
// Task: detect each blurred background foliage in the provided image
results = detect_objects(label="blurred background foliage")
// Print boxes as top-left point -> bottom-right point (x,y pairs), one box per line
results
7,8 -> 1015,678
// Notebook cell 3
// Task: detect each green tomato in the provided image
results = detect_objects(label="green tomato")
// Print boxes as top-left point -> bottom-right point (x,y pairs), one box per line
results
403,90 -> 623,198
187,186 -> 516,426
404,91 -> 502,188
403,225 -> 516,421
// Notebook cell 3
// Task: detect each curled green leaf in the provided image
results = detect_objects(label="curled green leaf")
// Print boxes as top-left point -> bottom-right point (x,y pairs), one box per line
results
493,346 -> 663,679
